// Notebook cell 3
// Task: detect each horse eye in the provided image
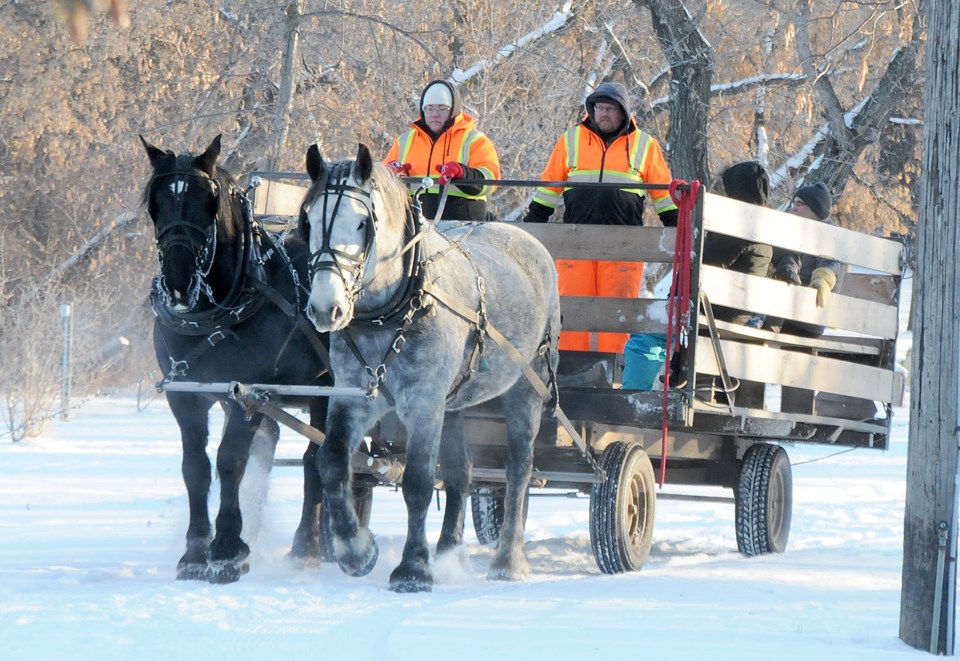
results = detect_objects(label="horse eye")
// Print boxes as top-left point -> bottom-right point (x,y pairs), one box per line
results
357,219 -> 366,231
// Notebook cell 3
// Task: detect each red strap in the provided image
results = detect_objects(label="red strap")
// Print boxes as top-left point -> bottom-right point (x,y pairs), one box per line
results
660,179 -> 701,487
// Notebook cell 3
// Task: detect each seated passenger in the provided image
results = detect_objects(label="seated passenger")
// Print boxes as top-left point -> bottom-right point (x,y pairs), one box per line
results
703,161 -> 773,327
622,161 -> 771,390
768,183 -> 845,337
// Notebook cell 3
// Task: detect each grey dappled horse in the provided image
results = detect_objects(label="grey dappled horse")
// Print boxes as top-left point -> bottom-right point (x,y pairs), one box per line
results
299,143 -> 560,592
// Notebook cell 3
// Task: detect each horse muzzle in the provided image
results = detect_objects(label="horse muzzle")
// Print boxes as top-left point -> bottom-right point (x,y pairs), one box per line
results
158,274 -> 200,312
306,300 -> 354,332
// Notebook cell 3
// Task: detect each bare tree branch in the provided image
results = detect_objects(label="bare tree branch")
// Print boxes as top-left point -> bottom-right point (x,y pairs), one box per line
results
450,2 -> 578,84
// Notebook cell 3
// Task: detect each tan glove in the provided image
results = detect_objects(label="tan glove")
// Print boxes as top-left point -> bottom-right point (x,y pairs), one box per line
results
809,267 -> 837,308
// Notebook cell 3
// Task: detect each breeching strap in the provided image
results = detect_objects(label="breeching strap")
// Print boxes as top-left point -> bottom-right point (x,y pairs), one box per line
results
423,282 -> 601,477
660,179 -> 701,488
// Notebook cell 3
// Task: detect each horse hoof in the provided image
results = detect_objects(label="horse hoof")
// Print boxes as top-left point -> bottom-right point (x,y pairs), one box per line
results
176,562 -> 209,581
336,531 -> 379,577
487,565 -> 527,582
488,551 -> 529,582
286,549 -> 322,570
206,559 -> 250,584
389,563 -> 433,593
435,536 -> 462,556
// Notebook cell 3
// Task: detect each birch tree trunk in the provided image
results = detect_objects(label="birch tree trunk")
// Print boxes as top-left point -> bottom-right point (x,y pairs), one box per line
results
900,1 -> 959,653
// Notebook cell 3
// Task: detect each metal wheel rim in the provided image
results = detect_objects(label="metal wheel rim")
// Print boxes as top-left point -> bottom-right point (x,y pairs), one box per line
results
767,464 -> 785,541
625,471 -> 648,550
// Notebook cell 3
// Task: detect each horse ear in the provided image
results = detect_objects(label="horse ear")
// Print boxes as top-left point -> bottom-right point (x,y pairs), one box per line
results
306,144 -> 326,181
355,143 -> 373,183
140,135 -> 166,166
197,134 -> 222,177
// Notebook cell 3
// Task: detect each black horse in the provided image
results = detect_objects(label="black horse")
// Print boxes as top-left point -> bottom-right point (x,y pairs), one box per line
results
141,134 -> 333,583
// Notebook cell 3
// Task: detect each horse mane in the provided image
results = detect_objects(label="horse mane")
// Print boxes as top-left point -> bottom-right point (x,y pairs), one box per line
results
370,161 -> 416,232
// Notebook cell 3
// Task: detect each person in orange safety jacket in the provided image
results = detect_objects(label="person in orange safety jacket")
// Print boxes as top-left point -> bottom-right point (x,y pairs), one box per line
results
522,81 -> 678,353
384,80 -> 500,222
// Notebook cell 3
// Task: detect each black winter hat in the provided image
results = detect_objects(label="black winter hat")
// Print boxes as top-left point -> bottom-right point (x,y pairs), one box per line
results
721,161 -> 769,206
793,182 -> 832,220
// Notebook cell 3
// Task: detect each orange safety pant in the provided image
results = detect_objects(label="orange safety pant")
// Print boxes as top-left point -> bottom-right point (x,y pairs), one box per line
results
557,259 -> 645,353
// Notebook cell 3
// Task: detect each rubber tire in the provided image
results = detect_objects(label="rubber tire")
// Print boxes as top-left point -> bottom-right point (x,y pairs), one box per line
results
735,443 -> 792,556
470,488 -> 529,546
589,441 -> 656,574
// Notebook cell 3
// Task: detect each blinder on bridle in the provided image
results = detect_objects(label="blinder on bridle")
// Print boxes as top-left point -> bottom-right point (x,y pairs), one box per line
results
148,169 -> 222,279
303,161 -> 379,301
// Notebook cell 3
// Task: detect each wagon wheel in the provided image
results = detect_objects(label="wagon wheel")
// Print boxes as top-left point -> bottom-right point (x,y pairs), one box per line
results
470,487 -> 529,546
319,478 -> 375,561
735,443 -> 792,556
589,441 -> 656,574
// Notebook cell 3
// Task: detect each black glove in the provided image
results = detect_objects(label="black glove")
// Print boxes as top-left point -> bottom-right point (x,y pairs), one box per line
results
522,201 -> 553,223
658,208 -> 679,227
775,263 -> 802,285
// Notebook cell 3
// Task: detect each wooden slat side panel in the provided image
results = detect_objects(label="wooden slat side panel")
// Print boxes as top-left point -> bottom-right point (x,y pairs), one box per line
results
559,296 -> 669,334
694,335 -> 904,403
700,265 -> 899,339
704,316 -> 883,355
513,223 -> 676,263
835,273 -> 899,304
703,192 -> 904,275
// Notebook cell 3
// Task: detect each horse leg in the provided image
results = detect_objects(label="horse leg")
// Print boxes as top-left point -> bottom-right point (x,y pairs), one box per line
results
291,397 -> 330,564
488,381 -> 541,581
436,410 -> 470,556
237,416 -> 279,546
389,409 -> 444,592
315,399 -> 379,578
290,442 -> 324,562
206,403 -> 260,584
168,393 -> 214,581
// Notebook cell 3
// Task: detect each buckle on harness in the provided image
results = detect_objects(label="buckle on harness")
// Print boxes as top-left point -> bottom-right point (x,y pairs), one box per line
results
207,329 -> 226,346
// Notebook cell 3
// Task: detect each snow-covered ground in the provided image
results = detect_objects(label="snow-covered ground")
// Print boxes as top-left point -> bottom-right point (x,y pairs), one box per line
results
0,390 -> 931,660
0,278 -> 934,660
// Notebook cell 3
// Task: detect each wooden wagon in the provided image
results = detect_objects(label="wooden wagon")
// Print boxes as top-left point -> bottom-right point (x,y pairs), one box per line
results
227,173 -> 907,573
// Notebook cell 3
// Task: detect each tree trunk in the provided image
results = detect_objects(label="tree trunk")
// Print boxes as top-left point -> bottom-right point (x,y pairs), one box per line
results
638,0 -> 712,184
900,1 -> 958,654
270,0 -> 304,170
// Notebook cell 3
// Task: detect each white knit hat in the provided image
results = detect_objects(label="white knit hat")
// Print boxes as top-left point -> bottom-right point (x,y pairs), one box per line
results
421,83 -> 453,109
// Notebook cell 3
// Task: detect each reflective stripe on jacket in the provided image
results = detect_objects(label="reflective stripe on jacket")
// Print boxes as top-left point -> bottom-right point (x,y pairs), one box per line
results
384,111 -> 500,201
532,118 -> 677,225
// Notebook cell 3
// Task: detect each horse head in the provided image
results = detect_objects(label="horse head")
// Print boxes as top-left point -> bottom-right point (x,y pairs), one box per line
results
141,134 -> 237,312
301,143 -> 410,332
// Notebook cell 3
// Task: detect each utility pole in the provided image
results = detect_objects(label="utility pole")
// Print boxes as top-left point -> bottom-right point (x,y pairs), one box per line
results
900,1 -> 957,654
